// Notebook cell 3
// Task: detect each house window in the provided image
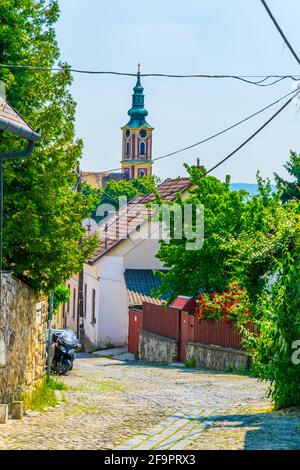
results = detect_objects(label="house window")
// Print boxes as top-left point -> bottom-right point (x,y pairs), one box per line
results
140,141 -> 146,155
84,283 -> 87,318
67,283 -> 70,314
126,141 -> 130,155
72,288 -> 76,319
91,289 -> 96,325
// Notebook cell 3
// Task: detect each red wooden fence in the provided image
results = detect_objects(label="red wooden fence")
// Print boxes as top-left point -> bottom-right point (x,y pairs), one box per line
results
193,318 -> 243,350
128,302 -> 245,358
143,302 -> 180,340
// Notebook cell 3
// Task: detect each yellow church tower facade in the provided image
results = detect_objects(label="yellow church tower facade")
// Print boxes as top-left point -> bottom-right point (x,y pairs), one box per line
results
121,66 -> 154,179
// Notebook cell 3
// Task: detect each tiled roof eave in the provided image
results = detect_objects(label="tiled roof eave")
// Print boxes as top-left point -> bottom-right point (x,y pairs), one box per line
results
0,98 -> 41,141
89,177 -> 194,262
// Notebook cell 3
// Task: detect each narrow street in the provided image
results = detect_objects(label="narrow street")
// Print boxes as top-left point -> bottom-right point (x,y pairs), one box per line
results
1,354 -> 299,450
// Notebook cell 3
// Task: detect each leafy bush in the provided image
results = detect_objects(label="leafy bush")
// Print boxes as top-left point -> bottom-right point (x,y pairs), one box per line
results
53,284 -> 71,313
239,243 -> 300,409
184,357 -> 197,368
195,282 -> 251,324
23,377 -> 67,411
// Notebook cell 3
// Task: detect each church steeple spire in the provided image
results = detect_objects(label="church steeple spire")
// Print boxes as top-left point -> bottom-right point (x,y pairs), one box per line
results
126,64 -> 151,128
121,65 -> 154,180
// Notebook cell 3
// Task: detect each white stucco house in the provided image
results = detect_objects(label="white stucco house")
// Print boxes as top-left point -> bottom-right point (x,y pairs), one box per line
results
64,177 -> 193,348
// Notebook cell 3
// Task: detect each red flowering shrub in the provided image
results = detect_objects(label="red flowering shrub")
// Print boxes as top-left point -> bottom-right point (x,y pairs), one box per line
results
195,281 -> 251,325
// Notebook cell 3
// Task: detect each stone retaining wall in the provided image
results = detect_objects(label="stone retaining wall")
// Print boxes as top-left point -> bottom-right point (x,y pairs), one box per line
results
138,329 -> 178,364
185,341 -> 249,371
0,273 -> 48,404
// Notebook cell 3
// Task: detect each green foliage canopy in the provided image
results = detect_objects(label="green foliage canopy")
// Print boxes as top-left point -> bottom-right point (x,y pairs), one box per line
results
87,176 -> 159,222
155,165 -> 294,301
275,151 -> 300,202
155,163 -> 299,408
0,0 -> 97,292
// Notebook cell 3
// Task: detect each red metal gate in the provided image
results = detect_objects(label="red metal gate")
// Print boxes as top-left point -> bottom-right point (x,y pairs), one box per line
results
128,308 -> 143,354
179,311 -> 195,362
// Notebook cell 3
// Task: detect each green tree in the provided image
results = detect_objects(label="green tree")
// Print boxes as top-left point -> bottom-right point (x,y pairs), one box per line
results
0,0 -> 97,292
275,151 -> 300,202
53,284 -> 70,315
87,176 -> 159,222
155,165 -> 296,301
240,230 -> 300,409
155,164 -> 300,408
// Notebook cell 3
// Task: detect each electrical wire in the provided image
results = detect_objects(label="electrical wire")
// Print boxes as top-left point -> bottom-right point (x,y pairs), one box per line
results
94,91 -> 299,259
205,90 -> 298,175
0,62 -> 300,87
100,88 -> 299,174
91,89 -> 299,258
260,0 -> 300,66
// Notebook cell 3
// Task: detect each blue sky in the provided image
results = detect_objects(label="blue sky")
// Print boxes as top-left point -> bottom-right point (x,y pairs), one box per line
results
56,0 -> 300,182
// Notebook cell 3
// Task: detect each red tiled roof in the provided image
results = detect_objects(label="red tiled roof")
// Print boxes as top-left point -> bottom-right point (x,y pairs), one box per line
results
169,296 -> 197,311
130,177 -> 191,204
89,177 -> 193,263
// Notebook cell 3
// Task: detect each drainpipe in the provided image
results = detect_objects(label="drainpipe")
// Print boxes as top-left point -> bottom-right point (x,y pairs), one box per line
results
0,138 -> 38,309
76,166 -> 85,347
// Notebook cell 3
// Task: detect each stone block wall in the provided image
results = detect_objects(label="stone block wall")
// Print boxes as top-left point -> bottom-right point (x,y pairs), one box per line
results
185,341 -> 249,371
0,273 -> 48,404
138,329 -> 178,364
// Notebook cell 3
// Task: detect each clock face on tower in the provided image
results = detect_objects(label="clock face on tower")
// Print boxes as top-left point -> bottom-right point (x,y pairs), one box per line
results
139,129 -> 147,138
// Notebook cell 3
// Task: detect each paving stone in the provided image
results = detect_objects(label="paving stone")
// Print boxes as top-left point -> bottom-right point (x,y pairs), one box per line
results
114,352 -> 135,361
0,356 -> 298,450
92,347 -> 127,357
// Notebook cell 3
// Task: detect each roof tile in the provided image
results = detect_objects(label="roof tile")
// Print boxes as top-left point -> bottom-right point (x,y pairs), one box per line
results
0,96 -> 39,140
89,177 -> 193,262
124,269 -> 169,306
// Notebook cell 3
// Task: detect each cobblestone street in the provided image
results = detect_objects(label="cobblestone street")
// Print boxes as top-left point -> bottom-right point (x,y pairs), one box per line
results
0,355 -> 299,450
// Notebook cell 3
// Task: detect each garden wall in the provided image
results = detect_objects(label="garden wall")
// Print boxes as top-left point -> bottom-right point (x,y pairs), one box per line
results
138,329 -> 178,364
0,273 -> 48,404
185,341 -> 249,371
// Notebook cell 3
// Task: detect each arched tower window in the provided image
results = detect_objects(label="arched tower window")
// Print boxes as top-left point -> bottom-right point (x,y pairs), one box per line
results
126,141 -> 130,155
140,141 -> 146,155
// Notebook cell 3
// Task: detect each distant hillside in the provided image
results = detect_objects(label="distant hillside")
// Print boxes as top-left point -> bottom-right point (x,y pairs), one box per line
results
230,183 -> 276,196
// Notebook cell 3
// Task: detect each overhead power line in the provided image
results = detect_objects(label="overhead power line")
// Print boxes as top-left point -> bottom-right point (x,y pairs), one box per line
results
93,91 -> 299,257
260,0 -> 300,66
0,62 -> 299,87
99,88 -> 299,174
205,90 -> 298,175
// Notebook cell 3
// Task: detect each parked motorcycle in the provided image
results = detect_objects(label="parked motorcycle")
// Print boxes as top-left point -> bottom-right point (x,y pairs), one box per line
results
50,329 -> 81,375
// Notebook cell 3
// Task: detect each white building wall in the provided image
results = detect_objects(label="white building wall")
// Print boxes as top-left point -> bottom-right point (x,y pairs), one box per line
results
123,238 -> 164,270
64,275 -> 78,333
90,236 -> 166,348
95,256 -> 128,347
83,264 -> 100,347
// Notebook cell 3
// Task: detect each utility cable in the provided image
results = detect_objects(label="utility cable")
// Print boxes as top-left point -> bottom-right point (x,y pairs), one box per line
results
0,62 -> 299,87
205,90 -> 298,175
100,88 -> 299,174
260,0 -> 300,66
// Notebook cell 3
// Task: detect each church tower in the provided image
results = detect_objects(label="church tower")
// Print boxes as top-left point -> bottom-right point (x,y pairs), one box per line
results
121,65 -> 154,179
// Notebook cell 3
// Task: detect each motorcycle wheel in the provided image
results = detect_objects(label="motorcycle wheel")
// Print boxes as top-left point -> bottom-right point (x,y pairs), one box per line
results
55,359 -> 72,375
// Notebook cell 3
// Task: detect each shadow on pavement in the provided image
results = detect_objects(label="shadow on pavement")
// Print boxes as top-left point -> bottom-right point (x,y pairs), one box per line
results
202,408 -> 300,450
